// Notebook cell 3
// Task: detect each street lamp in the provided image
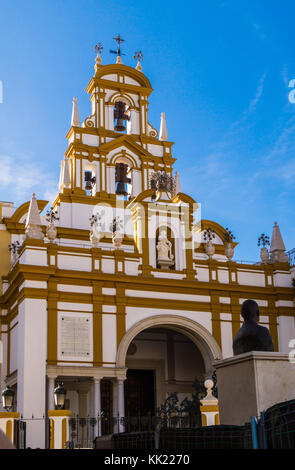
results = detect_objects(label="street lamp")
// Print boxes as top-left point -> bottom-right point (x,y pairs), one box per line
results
2,385 -> 15,411
54,383 -> 67,410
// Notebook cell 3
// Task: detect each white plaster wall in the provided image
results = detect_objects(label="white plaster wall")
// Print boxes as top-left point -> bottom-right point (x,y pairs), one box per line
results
102,305 -> 116,313
57,302 -> 93,312
278,316 -> 295,353
237,271 -> 265,287
273,272 -> 292,288
125,307 -> 212,334
218,270 -> 229,284
125,290 -> 210,303
58,202 -> 72,228
102,314 -> 117,363
196,267 -> 209,282
19,248 -> 47,267
275,300 -> 294,307
147,144 -> 163,157
0,325 -> 8,410
82,134 -> 99,147
220,321 -> 233,358
71,203 -> 95,230
102,288 -> 116,296
152,272 -> 185,279
17,298 -> 47,448
101,258 -> 115,274
9,325 -> 18,373
125,261 -> 139,275
58,254 -> 92,271
57,284 -> 93,294
22,280 -> 47,289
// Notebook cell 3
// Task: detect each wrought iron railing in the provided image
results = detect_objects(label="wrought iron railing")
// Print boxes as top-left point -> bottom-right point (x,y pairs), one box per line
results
287,248 -> 295,267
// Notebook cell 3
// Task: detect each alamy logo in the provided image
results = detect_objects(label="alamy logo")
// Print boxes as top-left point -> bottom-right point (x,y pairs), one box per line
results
288,79 -> 295,104
288,339 -> 295,363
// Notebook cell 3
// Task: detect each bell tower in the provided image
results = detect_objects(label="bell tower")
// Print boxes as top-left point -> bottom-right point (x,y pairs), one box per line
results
56,37 -> 176,207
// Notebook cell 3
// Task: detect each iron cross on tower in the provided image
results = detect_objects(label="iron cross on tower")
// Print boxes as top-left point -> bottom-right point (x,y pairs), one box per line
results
110,34 -> 125,58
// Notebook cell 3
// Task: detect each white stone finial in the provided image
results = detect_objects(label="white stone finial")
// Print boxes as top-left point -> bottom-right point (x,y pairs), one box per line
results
270,221 -> 288,263
63,157 -> 71,188
94,43 -> 103,72
134,51 -> 143,72
159,112 -> 168,141
200,378 -> 218,406
175,171 -> 181,194
58,160 -> 65,192
136,61 -> 142,72
71,97 -> 80,127
25,194 -> 43,240
116,55 -> 122,64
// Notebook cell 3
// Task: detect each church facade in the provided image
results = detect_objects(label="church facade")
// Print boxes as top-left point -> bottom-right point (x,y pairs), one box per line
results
0,47 -> 294,448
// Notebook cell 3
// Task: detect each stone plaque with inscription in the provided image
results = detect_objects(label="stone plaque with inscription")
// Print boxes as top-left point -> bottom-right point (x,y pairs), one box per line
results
60,315 -> 91,359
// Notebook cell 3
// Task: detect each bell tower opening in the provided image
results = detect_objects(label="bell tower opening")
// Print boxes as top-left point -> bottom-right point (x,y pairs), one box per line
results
114,101 -> 130,133
115,162 -> 132,199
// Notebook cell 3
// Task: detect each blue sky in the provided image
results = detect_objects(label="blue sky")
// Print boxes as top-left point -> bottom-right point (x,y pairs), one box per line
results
0,0 -> 294,260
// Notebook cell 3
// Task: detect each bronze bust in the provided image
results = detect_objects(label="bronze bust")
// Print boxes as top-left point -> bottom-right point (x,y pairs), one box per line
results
233,299 -> 274,355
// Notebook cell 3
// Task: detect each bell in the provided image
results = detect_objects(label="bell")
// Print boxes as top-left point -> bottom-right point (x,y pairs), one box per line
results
114,101 -> 129,132
85,180 -> 92,191
116,181 -> 127,195
85,171 -> 96,191
114,118 -> 126,132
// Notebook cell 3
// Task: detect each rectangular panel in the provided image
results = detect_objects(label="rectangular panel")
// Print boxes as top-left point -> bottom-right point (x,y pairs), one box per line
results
102,314 -> 117,363
58,312 -> 93,362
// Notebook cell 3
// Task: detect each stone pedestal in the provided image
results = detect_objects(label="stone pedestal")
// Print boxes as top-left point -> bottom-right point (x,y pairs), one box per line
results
48,410 -> 72,449
214,352 -> 295,425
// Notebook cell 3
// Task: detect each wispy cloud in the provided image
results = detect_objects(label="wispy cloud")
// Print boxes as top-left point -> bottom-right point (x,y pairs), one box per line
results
232,72 -> 267,128
248,72 -> 267,113
0,154 -> 59,206
250,20 -> 266,40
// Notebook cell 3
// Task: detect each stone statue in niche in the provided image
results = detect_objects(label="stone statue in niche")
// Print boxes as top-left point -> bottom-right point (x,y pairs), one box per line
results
233,299 -> 274,355
157,229 -> 174,269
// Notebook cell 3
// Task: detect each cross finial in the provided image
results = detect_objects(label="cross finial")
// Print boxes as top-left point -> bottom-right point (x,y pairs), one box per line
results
134,51 -> 143,72
95,42 -> 103,54
110,35 -> 125,63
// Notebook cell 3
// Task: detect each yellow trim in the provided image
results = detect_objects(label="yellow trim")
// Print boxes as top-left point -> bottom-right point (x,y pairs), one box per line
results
87,63 -> 153,91
48,410 -> 72,417
200,405 -> 219,412
0,412 -> 20,418
50,418 -> 54,449
6,420 -> 12,440
62,418 -> 67,449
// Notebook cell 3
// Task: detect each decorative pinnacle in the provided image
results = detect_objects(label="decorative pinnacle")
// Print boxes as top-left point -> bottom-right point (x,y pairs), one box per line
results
134,51 -> 143,71
94,42 -> 103,70
258,233 -> 270,247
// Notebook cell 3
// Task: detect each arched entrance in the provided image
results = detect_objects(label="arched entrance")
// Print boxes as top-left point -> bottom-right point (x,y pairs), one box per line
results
116,315 -> 222,415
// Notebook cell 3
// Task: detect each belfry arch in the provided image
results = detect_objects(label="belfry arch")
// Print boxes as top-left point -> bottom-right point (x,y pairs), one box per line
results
116,314 -> 223,377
